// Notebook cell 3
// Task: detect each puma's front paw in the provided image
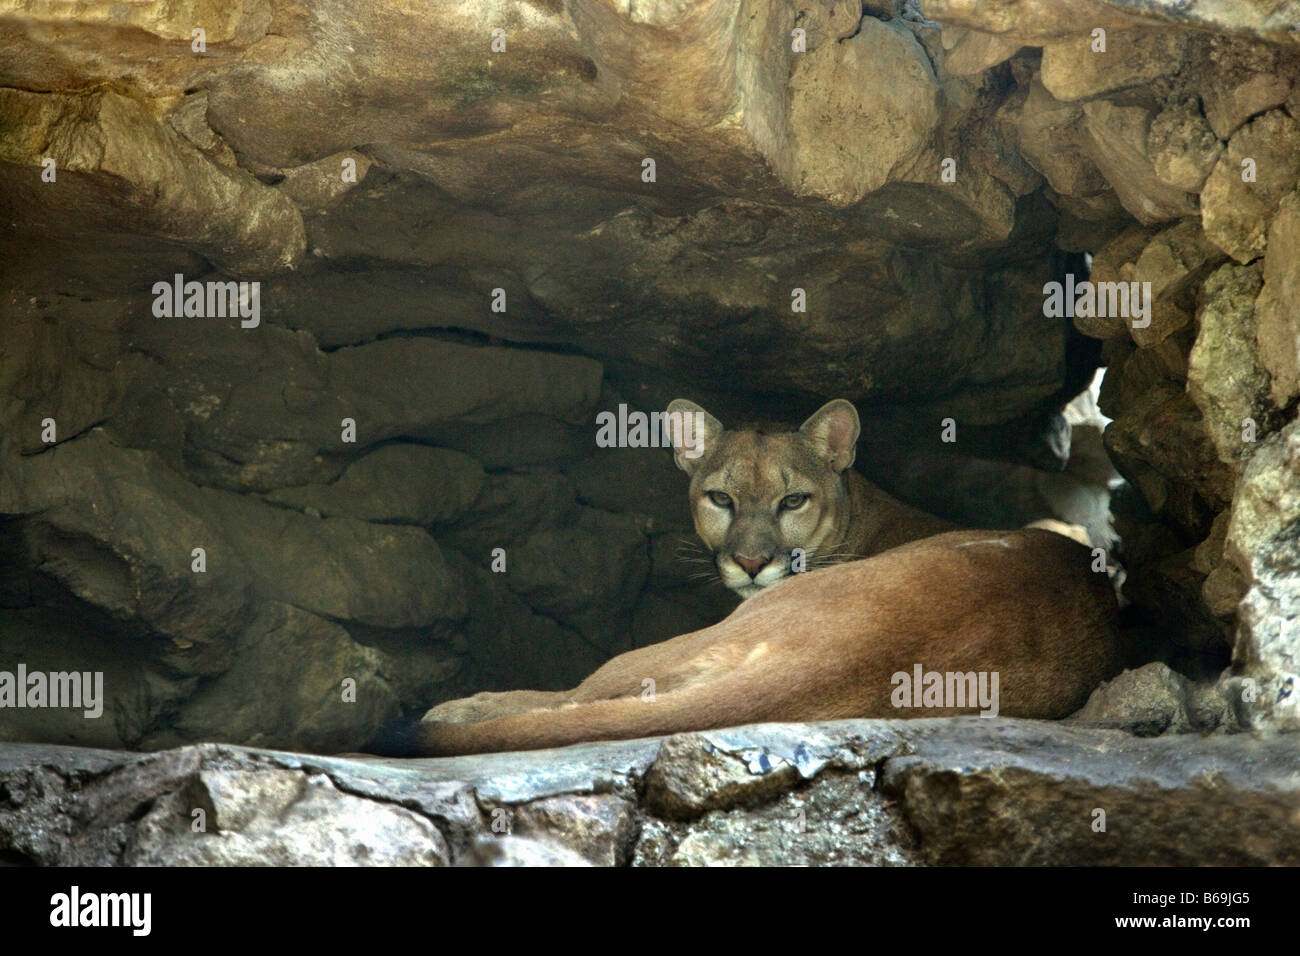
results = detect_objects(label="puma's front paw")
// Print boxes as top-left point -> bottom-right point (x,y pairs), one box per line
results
421,693 -> 502,725
421,689 -> 569,725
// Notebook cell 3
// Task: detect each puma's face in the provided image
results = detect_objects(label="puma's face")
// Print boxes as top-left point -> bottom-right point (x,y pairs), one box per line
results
668,398 -> 860,600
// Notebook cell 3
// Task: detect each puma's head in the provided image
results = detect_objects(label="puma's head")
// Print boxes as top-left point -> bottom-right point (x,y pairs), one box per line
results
668,398 -> 861,600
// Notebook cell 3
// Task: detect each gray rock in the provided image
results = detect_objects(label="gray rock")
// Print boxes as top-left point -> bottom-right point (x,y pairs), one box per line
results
263,443 -> 485,526
4,719 -> 1299,866
1224,419 -> 1300,732
126,766 -> 447,866
203,494 -> 466,630
2,0 -> 1299,832
0,432 -> 464,747
880,720 -> 1300,865
0,434 -> 259,673
504,508 -> 649,619
637,773 -> 920,867
645,734 -> 803,821
0,609 -> 197,750
146,602 -> 406,754
443,555 -> 607,692
510,794 -> 637,866
457,835 -> 593,867
1068,662 -> 1234,735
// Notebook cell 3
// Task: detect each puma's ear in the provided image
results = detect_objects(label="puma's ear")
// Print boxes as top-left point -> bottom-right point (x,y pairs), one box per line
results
799,399 -> 860,472
667,399 -> 724,474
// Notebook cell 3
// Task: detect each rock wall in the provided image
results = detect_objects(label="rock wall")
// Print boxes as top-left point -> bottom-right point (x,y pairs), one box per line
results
0,0 -> 1297,753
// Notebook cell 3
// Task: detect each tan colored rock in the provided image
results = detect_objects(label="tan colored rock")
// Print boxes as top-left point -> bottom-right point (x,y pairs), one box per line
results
1074,225 -> 1154,339
783,17 -> 941,205
1200,108 -> 1300,262
1199,35 -> 1296,140
1255,191 -> 1300,407
1128,218 -> 1226,347
1041,29 -> 1188,102
1001,78 -> 1109,198
1196,511 -> 1245,622
1081,98 -> 1198,224
1105,332 -> 1191,410
166,91 -> 238,167
1104,381 -> 1235,518
940,26 -> 1025,75
7,0 -> 273,43
1147,95 -> 1223,193
0,88 -> 305,274
1053,188 -> 1133,252
277,150 -> 374,208
919,0 -> 1142,41
1188,263 -> 1274,467
924,0 -> 1300,46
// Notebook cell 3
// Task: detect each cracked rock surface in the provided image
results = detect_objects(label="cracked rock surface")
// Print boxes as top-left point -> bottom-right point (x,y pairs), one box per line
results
3,718 -> 1298,866
1,0 -> 1298,755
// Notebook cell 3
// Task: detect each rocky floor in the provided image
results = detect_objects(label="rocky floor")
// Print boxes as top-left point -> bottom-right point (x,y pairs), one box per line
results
3,716 -> 1297,866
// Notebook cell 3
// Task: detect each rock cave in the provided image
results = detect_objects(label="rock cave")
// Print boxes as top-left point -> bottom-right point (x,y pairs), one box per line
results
0,0 -> 1298,867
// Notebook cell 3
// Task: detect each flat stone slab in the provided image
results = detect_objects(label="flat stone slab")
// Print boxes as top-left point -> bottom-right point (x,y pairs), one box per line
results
2,718 -> 1297,865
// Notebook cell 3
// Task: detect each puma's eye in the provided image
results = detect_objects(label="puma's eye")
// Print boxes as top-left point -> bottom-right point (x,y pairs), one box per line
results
780,493 -> 810,511
707,490 -> 733,508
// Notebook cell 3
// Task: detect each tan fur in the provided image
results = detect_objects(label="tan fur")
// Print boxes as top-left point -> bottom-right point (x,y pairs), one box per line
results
417,528 -> 1122,755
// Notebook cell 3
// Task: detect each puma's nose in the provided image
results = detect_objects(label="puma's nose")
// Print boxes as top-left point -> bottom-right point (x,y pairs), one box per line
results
733,553 -> 771,577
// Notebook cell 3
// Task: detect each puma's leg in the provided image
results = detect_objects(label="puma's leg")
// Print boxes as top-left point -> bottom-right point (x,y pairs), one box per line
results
421,689 -> 571,724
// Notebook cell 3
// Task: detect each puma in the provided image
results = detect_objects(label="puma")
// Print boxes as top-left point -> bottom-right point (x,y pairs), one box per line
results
665,398 -> 956,598
405,399 -> 1122,756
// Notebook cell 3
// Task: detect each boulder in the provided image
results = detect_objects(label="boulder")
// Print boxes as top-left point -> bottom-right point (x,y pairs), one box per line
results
1187,263 -> 1275,467
1224,420 -> 1300,732
1254,192 -> 1300,408
1200,109 -> 1300,262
